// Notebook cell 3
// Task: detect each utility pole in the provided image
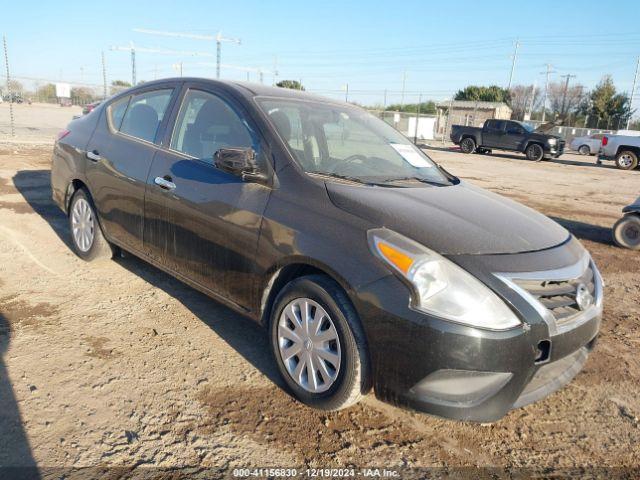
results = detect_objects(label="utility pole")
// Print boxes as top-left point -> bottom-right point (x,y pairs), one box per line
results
442,97 -> 454,146
400,70 -> 407,109
344,83 -> 349,102
540,63 -> 554,122
526,81 -> 537,120
626,56 -> 640,129
507,40 -> 519,90
3,35 -> 15,137
560,74 -> 576,118
101,51 -> 107,99
131,43 -> 136,85
383,89 -> 387,110
272,56 -> 278,85
414,94 -> 422,145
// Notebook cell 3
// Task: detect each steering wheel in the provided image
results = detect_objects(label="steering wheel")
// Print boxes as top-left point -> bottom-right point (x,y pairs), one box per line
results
330,154 -> 368,174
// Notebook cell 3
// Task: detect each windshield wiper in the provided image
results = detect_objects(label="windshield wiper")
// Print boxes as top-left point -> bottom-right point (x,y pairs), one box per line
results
379,176 -> 449,186
307,171 -> 384,186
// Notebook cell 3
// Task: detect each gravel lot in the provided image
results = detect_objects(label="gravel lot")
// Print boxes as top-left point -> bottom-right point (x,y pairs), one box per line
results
0,107 -> 639,477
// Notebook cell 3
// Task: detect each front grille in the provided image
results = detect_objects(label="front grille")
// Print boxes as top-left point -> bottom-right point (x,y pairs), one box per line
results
558,140 -> 565,154
513,264 -> 595,325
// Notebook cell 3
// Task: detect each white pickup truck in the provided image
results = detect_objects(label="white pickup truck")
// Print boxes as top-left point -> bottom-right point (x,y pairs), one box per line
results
598,134 -> 640,170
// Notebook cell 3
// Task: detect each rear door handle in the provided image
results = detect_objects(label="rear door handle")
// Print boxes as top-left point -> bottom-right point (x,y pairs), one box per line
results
154,176 -> 176,190
86,150 -> 102,162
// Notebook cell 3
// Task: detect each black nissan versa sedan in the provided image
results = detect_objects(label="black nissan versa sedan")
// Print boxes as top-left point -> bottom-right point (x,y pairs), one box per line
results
51,78 -> 603,422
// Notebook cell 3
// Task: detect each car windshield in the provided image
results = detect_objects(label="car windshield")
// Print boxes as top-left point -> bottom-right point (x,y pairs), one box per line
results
516,121 -> 535,133
257,98 -> 452,186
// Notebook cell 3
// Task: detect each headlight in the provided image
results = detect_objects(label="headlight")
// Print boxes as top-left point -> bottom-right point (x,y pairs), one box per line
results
548,138 -> 557,146
368,229 -> 521,330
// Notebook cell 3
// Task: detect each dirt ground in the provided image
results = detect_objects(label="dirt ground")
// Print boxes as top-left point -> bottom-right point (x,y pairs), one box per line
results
0,103 -> 82,144
0,138 -> 639,477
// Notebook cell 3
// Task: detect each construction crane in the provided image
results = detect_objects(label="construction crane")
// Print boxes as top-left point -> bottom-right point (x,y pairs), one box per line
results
196,62 -> 276,84
133,28 -> 241,79
110,42 -> 215,85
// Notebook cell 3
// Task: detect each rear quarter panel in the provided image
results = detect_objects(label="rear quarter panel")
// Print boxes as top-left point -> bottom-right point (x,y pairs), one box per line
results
51,109 -> 101,212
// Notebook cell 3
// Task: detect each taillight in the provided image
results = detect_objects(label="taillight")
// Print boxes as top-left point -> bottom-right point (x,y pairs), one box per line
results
57,129 -> 70,141
602,136 -> 608,146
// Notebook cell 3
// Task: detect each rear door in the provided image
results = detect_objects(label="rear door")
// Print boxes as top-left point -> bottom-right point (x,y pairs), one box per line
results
85,84 -> 179,252
482,120 -> 506,148
143,83 -> 271,311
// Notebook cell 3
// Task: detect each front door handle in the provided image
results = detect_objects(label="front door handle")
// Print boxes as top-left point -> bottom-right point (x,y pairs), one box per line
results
154,176 -> 176,190
86,150 -> 102,162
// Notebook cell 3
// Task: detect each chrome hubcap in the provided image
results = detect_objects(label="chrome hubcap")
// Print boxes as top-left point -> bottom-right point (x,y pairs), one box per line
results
277,298 -> 341,393
619,154 -> 633,167
71,198 -> 95,252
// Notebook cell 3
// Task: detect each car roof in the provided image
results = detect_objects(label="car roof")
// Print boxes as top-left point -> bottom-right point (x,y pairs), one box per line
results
123,77 -> 343,105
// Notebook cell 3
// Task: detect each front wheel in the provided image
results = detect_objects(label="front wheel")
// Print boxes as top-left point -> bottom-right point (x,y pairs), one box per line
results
613,215 -> 640,250
525,143 -> 544,162
460,137 -> 476,154
615,150 -> 638,170
270,275 -> 371,411
68,189 -> 114,261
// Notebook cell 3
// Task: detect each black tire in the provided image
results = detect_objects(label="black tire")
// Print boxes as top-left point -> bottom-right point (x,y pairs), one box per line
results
578,145 -> 591,155
68,188 -> 114,261
460,137 -> 476,154
525,143 -> 544,162
615,150 -> 638,170
613,215 -> 640,250
269,274 -> 371,411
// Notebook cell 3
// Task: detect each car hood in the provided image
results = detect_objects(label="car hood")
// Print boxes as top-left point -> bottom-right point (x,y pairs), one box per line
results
326,181 -> 570,255
534,121 -> 559,134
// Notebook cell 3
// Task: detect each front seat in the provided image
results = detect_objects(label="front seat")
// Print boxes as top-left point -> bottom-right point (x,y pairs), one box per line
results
269,110 -> 315,171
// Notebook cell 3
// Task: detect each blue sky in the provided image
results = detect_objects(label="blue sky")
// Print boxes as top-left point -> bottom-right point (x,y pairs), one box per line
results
3,0 -> 640,107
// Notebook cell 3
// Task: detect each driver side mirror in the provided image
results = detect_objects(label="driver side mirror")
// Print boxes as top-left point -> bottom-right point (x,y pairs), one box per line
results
214,147 -> 265,182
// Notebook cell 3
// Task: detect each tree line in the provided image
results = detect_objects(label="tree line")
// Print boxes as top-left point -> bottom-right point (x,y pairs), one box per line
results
453,76 -> 636,130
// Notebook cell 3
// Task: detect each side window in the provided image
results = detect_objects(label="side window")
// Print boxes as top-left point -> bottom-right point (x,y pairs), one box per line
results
488,120 -> 505,132
119,89 -> 173,143
264,106 -> 319,170
107,96 -> 130,131
485,120 -> 497,131
171,89 -> 254,161
506,122 -> 523,134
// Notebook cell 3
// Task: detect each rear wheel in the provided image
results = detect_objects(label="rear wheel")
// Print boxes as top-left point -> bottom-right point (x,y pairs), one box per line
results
270,275 -> 371,411
613,215 -> 640,250
460,137 -> 476,154
68,189 -> 114,261
578,145 -> 590,155
525,143 -> 544,162
615,150 -> 638,170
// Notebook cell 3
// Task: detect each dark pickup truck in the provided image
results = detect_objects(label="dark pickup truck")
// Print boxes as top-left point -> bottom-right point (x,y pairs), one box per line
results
451,119 -> 564,161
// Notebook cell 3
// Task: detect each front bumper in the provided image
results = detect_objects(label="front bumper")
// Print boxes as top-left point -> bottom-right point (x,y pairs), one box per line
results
546,140 -> 565,157
354,239 -> 601,422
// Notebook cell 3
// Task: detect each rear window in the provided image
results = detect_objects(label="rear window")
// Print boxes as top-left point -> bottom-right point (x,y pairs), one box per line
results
485,120 -> 505,131
118,89 -> 173,143
107,96 -> 130,131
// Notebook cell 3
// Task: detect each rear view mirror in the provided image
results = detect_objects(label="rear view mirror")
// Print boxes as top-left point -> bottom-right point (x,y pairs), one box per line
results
214,147 -> 265,181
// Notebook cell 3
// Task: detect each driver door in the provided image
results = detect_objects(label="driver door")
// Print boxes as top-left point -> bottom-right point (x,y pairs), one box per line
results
503,121 -> 527,150
144,84 -> 271,310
